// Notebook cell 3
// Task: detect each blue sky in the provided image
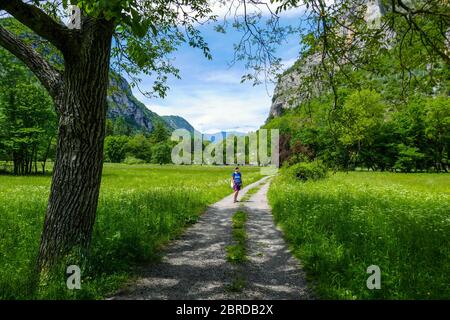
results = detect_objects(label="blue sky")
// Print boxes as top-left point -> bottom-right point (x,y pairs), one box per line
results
132,6 -> 304,134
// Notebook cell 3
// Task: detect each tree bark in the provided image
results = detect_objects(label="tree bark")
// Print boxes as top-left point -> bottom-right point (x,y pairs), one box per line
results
0,3 -> 116,271
37,18 -> 114,271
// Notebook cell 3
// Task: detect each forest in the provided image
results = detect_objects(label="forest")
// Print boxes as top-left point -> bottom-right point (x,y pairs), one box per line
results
0,46 -> 178,173
264,18 -> 449,172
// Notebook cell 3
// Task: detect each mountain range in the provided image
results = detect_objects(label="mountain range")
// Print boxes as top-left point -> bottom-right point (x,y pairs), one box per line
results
107,76 -> 250,139
107,75 -> 195,134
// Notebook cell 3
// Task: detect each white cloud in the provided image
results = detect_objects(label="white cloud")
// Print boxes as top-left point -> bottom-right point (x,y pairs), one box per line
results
145,87 -> 273,133
128,1 -> 304,134
202,70 -> 243,84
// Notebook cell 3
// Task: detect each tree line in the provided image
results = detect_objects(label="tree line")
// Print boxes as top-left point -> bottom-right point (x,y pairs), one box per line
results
0,46 -> 178,173
266,88 -> 449,172
264,49 -> 449,173
104,121 -> 173,165
0,48 -> 56,175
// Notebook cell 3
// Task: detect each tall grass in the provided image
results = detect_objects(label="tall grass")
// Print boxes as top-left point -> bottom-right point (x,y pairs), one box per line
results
226,210 -> 247,264
0,164 -> 262,299
225,210 -> 248,293
268,171 -> 450,299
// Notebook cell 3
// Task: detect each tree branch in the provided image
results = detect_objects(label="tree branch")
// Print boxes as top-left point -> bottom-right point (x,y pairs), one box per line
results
392,0 -> 450,66
0,25 -> 63,100
0,0 -> 74,54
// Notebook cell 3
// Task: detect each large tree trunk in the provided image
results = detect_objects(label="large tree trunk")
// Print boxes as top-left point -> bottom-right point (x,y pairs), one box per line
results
37,18 -> 114,271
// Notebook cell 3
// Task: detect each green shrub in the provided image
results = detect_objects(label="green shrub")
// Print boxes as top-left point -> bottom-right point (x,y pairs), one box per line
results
126,134 -> 152,162
123,156 -> 146,165
151,142 -> 172,164
286,160 -> 328,181
104,135 -> 130,163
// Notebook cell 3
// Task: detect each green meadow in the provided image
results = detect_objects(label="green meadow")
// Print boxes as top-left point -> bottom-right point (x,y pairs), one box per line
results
1,164 -> 449,300
268,171 -> 450,299
0,164 -> 262,299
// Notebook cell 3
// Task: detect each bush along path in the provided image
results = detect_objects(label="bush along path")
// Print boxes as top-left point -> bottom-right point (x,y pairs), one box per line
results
111,176 -> 311,299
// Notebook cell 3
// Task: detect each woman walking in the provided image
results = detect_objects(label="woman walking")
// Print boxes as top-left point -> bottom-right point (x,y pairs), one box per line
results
231,167 -> 242,203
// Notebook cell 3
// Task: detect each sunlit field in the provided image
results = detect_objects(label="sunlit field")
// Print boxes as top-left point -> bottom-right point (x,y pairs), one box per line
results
268,171 -> 450,299
0,164 -> 262,299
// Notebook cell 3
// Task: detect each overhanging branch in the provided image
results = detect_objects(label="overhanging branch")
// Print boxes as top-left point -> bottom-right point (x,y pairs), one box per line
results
0,25 -> 63,101
0,0 -> 75,54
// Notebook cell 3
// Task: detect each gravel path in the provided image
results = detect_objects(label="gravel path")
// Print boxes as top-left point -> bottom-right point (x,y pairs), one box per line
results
235,181 -> 312,299
111,176 -> 311,300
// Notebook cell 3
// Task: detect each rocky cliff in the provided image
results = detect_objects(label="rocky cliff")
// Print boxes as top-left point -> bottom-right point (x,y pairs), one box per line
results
107,75 -> 164,132
269,54 -> 322,118
268,0 -> 385,118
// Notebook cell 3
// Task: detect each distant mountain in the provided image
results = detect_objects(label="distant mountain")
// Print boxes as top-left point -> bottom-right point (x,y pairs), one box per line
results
107,76 -> 165,133
107,75 -> 196,134
161,115 -> 195,133
0,17 -> 194,136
